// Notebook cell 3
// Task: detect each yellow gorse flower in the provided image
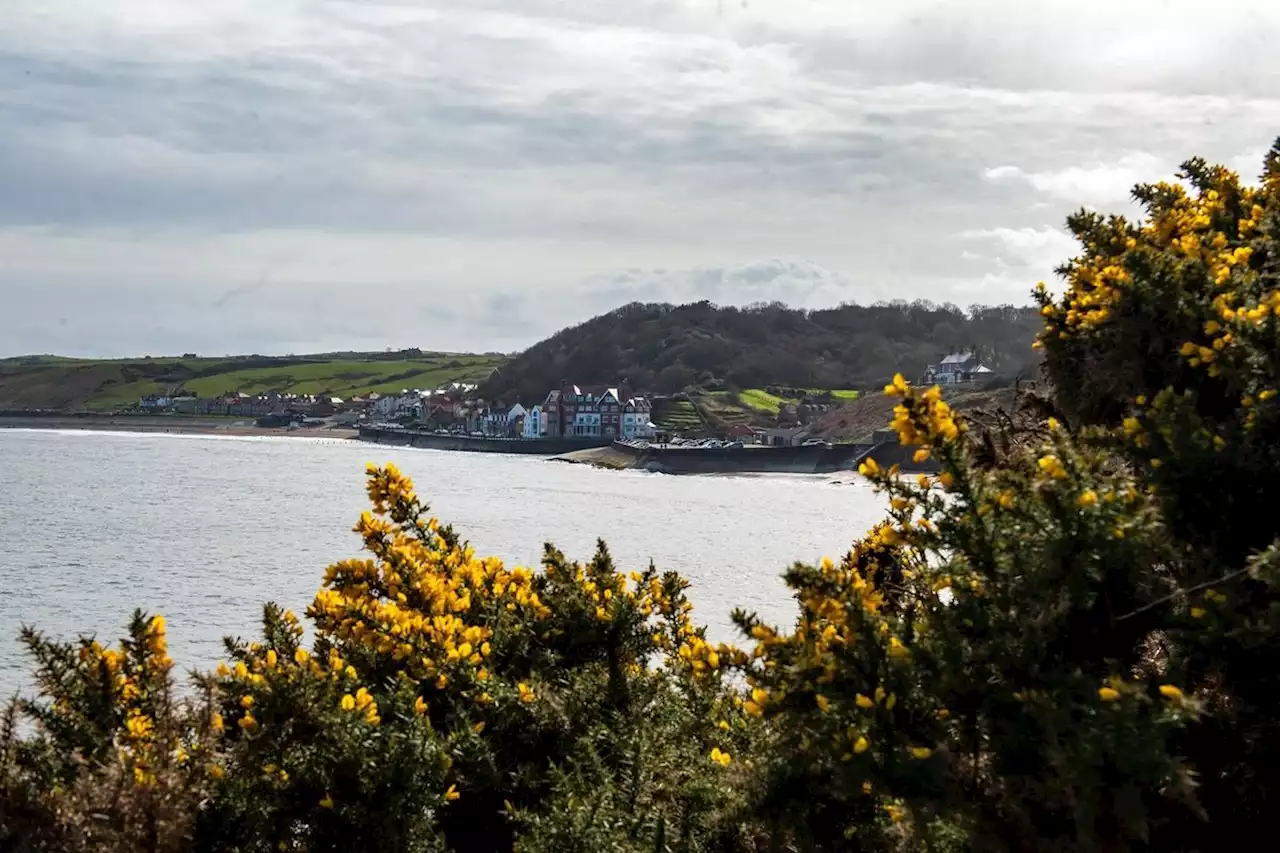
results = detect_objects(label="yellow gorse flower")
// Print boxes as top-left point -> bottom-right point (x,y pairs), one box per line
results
309,464 -> 718,714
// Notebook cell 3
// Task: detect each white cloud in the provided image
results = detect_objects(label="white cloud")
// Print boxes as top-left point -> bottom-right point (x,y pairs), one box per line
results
958,227 -> 1078,261
956,226 -> 1079,296
982,153 -> 1175,208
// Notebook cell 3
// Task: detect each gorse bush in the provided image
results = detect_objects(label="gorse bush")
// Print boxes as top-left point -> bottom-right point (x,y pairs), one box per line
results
2,465 -> 752,853
2,140 -> 1279,853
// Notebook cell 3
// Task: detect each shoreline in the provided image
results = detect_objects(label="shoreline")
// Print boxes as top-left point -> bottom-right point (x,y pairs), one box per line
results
0,415 -> 359,440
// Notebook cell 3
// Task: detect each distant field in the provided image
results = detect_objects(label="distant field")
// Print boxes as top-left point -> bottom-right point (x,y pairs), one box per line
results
736,389 -> 791,414
693,388 -> 863,429
0,353 -> 506,412
732,388 -> 861,415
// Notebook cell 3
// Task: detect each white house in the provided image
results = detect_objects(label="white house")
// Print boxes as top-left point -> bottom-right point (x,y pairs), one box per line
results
395,392 -> 425,419
372,394 -> 399,418
761,425 -> 811,447
507,403 -> 527,427
621,396 -> 655,439
139,394 -> 171,410
924,352 -> 992,385
522,404 -> 544,439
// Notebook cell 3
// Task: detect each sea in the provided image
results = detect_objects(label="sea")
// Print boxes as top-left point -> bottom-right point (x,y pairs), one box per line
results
0,428 -> 885,696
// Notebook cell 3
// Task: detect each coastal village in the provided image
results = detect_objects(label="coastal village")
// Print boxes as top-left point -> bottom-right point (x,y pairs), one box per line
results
128,351 -> 995,446
139,382 -> 660,440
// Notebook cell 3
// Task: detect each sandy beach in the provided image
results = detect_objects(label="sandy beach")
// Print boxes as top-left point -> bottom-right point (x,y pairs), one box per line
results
0,415 -> 359,440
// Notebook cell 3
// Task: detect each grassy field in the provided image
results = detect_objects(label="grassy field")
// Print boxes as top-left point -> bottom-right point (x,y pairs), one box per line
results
688,387 -> 864,433
0,353 -> 506,412
704,388 -> 862,417
736,389 -> 792,414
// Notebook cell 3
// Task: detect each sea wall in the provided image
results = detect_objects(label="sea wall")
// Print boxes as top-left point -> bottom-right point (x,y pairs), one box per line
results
551,441 -> 870,474
854,440 -> 943,474
358,427 -> 938,474
358,427 -> 611,455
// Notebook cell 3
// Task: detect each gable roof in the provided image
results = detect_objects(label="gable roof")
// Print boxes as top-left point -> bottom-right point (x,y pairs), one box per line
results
939,351 -> 976,365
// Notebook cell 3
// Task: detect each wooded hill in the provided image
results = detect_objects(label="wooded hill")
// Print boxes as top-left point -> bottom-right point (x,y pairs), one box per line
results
482,300 -> 1042,403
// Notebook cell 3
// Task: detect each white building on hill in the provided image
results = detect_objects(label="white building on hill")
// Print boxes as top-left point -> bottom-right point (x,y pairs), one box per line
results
923,352 -> 993,385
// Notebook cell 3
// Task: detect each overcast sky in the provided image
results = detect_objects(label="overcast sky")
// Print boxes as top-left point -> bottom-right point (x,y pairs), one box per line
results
1,0 -> 1277,357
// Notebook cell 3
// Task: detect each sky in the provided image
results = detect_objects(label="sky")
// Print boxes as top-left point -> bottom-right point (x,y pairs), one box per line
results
1,0 -> 1278,357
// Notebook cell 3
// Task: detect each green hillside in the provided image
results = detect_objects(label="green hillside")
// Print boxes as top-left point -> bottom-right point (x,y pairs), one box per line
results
0,352 -> 506,412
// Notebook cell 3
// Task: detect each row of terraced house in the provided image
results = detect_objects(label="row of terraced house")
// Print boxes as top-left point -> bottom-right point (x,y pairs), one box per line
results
139,391 -> 350,418
363,382 -> 656,441
527,384 -> 656,440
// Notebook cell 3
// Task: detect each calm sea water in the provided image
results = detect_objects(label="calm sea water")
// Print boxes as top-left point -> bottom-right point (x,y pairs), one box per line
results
0,429 -> 883,696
